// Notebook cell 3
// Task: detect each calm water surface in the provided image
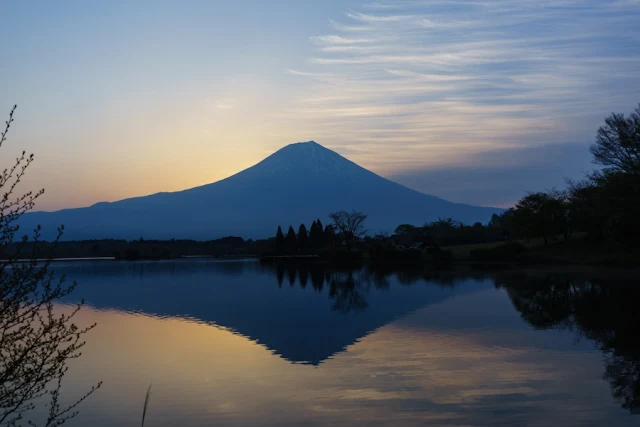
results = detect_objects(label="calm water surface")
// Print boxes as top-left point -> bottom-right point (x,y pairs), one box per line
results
46,260 -> 639,426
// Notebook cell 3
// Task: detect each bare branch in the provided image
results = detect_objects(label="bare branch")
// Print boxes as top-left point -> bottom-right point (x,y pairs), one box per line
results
1,107 -> 100,426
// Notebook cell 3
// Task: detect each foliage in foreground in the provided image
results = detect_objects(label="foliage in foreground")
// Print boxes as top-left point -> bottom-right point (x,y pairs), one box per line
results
0,106 -> 100,426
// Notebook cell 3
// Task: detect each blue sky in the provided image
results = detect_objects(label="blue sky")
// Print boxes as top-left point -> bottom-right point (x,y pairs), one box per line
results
2,0 -> 639,209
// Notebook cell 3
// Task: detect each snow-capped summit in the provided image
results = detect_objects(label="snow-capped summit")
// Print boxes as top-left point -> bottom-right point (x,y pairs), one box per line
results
245,141 -> 369,177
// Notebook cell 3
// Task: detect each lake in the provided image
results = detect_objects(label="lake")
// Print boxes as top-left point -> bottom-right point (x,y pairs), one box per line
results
43,260 -> 640,426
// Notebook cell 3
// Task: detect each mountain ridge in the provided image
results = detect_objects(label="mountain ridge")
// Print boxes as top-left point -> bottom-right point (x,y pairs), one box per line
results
20,141 -> 503,240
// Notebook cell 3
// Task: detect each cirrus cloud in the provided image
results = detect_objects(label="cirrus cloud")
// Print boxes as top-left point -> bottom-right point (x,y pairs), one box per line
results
283,0 -> 640,206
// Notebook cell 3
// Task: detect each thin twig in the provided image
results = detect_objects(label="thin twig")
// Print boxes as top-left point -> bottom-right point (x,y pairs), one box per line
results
141,384 -> 152,427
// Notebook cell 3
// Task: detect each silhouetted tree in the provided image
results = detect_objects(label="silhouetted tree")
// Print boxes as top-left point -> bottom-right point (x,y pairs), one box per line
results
309,220 -> 317,249
315,219 -> 324,248
328,210 -> 367,250
0,106 -> 100,426
589,170 -> 640,249
488,213 -> 502,228
562,105 -> 640,249
566,179 -> 605,242
309,220 -> 324,252
393,224 -> 423,247
513,192 -> 567,244
590,104 -> 640,175
429,218 -> 460,244
394,224 -> 418,236
297,224 -> 308,253
275,226 -> 285,254
324,224 -> 337,251
488,208 -> 516,240
285,226 -> 297,255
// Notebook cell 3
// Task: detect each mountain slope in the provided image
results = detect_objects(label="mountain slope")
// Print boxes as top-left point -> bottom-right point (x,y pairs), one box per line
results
20,141 -> 502,240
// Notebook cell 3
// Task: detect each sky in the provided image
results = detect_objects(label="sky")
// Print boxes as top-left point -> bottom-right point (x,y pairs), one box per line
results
1,0 -> 639,210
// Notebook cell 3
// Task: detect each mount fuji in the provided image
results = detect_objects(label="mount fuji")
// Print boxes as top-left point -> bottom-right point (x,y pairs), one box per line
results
20,141 -> 502,240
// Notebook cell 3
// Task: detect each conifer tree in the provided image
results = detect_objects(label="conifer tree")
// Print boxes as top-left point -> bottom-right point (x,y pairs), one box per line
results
308,220 -> 318,251
275,226 -> 285,254
285,225 -> 297,255
324,224 -> 337,250
315,218 -> 325,248
309,219 -> 325,251
297,224 -> 308,253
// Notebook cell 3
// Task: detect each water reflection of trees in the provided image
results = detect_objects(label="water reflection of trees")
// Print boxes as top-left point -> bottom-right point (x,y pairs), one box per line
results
327,271 -> 369,313
265,263 -> 640,413
276,264 -> 285,287
262,262 -> 464,314
286,264 -> 296,287
298,264 -> 309,288
310,268 -> 324,293
496,273 -> 640,414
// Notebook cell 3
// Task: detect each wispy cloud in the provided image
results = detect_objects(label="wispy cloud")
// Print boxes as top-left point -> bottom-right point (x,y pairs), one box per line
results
311,35 -> 373,45
287,0 -> 640,177
346,12 -> 418,23
287,69 -> 337,79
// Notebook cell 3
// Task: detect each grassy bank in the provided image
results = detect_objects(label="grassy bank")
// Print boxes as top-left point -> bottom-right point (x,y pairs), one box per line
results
446,234 -> 639,268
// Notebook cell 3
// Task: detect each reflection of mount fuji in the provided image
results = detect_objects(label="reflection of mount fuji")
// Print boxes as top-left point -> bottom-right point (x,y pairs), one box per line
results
57,260 -> 491,365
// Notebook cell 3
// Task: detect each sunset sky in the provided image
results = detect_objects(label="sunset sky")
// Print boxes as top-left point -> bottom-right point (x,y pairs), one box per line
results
2,0 -> 639,210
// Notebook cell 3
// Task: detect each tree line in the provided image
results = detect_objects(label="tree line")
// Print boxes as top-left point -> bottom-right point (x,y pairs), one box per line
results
5,104 -> 638,263
495,104 -> 640,249
275,219 -> 328,255
395,104 -> 640,251
273,210 -> 368,255
267,104 -> 640,255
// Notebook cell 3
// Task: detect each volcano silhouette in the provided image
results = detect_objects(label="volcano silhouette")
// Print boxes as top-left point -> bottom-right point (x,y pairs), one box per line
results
21,141 -> 501,240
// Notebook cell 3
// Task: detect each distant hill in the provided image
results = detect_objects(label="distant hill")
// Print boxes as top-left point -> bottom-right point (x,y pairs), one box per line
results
20,141 -> 502,240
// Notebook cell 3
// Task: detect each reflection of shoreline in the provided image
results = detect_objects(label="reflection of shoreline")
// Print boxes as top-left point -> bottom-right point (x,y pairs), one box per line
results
497,273 -> 640,414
